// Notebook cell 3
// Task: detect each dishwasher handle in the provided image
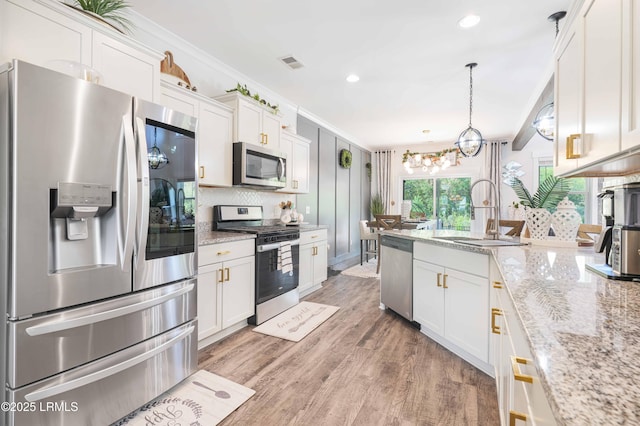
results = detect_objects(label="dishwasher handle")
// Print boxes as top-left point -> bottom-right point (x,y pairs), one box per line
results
380,235 -> 413,253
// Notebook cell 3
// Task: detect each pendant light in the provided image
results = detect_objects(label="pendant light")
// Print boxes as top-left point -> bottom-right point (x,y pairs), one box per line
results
148,128 -> 169,169
532,11 -> 566,141
455,62 -> 484,157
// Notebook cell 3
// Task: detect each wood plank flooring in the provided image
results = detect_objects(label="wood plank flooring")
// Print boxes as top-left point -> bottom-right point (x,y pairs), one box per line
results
198,272 -> 500,426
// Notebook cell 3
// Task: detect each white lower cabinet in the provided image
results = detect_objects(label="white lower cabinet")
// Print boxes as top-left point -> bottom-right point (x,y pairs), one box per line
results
413,242 -> 491,374
298,229 -> 328,297
197,239 -> 255,346
492,270 -> 556,426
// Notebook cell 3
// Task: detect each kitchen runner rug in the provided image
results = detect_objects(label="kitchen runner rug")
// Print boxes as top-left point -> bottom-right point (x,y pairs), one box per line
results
111,370 -> 255,426
252,301 -> 339,342
340,258 -> 379,278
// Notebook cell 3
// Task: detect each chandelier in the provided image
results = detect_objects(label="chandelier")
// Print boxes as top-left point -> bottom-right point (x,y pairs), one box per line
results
402,148 -> 460,175
148,128 -> 169,169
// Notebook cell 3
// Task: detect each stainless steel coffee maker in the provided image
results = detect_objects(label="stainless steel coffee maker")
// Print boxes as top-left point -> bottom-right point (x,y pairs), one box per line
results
611,183 -> 640,275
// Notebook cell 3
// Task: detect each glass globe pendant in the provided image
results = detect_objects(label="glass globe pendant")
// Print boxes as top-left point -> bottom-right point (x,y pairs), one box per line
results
455,63 -> 484,158
533,102 -> 555,141
147,128 -> 169,169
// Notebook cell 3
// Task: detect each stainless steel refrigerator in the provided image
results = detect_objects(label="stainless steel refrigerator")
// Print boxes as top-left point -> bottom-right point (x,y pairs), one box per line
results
0,60 -> 199,425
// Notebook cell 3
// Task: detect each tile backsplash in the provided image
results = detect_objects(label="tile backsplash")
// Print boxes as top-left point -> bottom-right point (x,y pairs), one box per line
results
198,187 -> 296,230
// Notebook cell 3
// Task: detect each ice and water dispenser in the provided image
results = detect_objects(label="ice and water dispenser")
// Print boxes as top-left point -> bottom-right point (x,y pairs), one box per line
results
49,182 -> 116,272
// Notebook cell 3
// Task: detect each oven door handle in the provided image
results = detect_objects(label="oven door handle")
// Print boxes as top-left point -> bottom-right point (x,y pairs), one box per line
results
257,239 -> 300,252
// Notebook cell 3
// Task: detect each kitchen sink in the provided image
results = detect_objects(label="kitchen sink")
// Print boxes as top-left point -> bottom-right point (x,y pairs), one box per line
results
431,236 -> 481,241
432,236 -> 527,247
456,239 -> 527,247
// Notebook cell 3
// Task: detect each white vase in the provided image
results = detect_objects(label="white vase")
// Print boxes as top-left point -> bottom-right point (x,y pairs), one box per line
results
525,207 -> 552,240
551,197 -> 582,241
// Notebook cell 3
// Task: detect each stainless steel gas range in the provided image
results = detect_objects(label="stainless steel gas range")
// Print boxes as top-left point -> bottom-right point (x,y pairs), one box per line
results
213,205 -> 300,324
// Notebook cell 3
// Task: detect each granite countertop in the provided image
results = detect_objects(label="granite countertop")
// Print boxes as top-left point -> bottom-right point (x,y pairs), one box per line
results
493,245 -> 639,425
198,230 -> 255,246
386,230 -> 640,424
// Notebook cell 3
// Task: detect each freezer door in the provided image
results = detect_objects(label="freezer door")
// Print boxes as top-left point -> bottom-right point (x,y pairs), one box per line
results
7,60 -> 137,319
7,321 -> 197,426
7,280 -> 196,389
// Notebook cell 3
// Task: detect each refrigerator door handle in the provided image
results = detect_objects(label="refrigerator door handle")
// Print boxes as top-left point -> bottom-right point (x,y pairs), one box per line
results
25,283 -> 195,336
24,324 -> 195,402
134,116 -> 150,260
121,114 -> 137,270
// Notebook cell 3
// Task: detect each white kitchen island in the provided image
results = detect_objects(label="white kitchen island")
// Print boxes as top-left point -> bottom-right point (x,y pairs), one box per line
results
382,229 -> 638,426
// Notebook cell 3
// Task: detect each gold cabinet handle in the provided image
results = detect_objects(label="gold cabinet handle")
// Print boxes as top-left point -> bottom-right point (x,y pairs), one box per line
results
511,356 -> 533,383
491,308 -> 502,334
311,235 -> 318,239
493,281 -> 503,289
217,250 -> 231,256
566,133 -> 582,159
199,166 -> 205,179
443,274 -> 448,289
437,273 -> 442,287
509,411 -> 527,426
224,267 -> 230,282
217,268 -> 224,284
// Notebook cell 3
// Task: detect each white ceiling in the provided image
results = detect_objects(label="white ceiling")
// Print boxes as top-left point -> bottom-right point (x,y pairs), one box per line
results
128,0 -> 572,149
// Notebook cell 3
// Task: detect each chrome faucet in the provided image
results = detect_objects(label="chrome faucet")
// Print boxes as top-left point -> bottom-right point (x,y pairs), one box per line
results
470,179 -> 500,239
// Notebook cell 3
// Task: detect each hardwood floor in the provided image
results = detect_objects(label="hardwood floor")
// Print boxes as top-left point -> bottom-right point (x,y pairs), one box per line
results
198,273 -> 500,426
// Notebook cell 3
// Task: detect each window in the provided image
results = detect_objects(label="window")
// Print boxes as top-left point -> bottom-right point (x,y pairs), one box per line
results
537,159 -> 591,222
403,177 -> 471,230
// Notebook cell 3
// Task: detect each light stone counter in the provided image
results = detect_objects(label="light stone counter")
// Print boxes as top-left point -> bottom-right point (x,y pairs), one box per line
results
384,229 -> 640,425
197,230 -> 255,246
492,244 -> 638,425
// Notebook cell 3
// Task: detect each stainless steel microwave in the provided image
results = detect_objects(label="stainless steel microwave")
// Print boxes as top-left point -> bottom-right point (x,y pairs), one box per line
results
233,142 -> 287,189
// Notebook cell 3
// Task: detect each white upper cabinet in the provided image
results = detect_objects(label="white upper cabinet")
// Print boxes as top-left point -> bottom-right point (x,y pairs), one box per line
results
621,0 -> 640,150
91,32 -> 161,101
1,0 -> 163,102
554,20 -> 581,176
159,82 -> 234,187
1,0 -> 91,65
554,0 -> 640,176
198,101 -> 234,187
579,0 -> 622,168
279,130 -> 310,193
215,91 -> 283,149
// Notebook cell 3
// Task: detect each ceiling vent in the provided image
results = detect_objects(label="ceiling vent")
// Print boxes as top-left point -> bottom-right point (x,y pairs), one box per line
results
279,55 -> 304,70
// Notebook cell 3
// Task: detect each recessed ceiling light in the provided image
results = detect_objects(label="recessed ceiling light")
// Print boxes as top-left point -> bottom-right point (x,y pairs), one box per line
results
346,74 -> 360,83
458,14 -> 480,28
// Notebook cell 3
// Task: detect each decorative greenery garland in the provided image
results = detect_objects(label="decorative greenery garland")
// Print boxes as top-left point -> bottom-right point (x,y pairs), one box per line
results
339,149 -> 352,168
226,83 -> 279,114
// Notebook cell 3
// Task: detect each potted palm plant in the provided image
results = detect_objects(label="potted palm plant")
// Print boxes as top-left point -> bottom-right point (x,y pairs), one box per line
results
508,176 -> 570,240
65,0 -> 133,33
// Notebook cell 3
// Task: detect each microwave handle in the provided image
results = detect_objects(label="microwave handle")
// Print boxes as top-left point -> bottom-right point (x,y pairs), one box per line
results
278,157 -> 286,181
277,157 -> 285,180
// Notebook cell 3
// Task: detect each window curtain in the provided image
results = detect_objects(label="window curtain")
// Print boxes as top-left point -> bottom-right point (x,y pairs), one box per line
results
373,150 -> 395,214
485,140 -> 503,217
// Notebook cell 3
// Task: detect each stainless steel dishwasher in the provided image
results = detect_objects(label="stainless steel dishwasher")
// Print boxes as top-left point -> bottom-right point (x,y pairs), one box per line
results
380,235 -> 417,326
